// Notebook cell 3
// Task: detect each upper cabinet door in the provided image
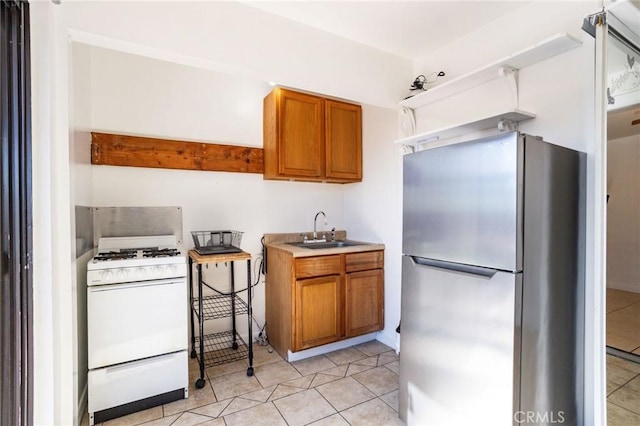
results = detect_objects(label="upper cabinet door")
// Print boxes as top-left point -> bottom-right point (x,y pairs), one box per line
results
264,88 -> 324,179
325,100 -> 362,181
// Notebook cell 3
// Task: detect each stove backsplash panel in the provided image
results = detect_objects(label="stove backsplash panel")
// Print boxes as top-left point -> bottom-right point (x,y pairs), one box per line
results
75,205 -> 94,258
92,206 -> 183,248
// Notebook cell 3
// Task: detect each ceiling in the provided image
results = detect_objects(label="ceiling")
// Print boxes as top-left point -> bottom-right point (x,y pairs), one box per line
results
241,0 -> 530,59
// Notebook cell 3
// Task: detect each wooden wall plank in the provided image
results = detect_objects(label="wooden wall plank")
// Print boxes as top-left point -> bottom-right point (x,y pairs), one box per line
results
91,132 -> 264,174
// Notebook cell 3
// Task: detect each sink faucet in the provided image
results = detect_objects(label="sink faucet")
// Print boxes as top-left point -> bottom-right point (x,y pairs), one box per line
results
313,211 -> 327,240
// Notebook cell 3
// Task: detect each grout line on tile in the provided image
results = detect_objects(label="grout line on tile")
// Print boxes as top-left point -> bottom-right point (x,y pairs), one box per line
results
271,400 -> 292,426
316,377 -> 378,414
266,387 -> 277,402
608,384 -> 623,397
339,396 -> 379,414
167,412 -> 178,426
375,396 -> 396,413
607,305 -> 636,315
608,373 -> 640,400
336,412 -> 351,425
609,399 -> 640,416
221,397 -> 270,418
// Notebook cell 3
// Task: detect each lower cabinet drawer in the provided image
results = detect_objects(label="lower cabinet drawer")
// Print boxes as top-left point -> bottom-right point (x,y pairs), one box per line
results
346,251 -> 384,272
295,255 -> 341,278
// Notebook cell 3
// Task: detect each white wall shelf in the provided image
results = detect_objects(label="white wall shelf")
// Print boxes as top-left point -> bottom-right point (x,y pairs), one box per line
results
399,33 -> 582,109
395,109 -> 535,150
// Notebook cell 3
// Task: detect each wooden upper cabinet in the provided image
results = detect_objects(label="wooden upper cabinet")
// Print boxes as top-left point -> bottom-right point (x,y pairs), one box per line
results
325,100 -> 362,181
264,88 -> 362,183
265,89 -> 324,178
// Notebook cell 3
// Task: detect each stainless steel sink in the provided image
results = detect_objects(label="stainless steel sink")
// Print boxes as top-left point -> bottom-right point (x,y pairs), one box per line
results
289,240 -> 364,250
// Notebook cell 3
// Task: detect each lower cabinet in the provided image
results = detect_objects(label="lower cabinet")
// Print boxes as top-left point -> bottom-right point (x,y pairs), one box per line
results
295,275 -> 341,350
345,269 -> 384,337
266,248 -> 384,358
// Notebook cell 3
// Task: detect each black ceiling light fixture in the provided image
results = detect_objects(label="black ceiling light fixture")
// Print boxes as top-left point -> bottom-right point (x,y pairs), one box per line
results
405,71 -> 446,99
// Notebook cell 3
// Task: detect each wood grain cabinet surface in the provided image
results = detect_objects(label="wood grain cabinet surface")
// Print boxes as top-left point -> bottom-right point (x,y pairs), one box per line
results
295,275 -> 342,350
266,248 -> 384,358
263,88 -> 362,183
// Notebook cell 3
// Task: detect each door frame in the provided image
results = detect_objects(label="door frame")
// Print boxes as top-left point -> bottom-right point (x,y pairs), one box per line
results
584,2 -> 640,424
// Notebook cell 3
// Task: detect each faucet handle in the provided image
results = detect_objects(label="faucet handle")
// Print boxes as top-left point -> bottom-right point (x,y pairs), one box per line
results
299,233 -> 308,242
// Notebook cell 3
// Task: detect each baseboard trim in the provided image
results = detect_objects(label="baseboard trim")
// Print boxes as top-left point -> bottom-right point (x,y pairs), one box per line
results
607,282 -> 640,293
375,330 -> 398,353
286,333 -> 377,362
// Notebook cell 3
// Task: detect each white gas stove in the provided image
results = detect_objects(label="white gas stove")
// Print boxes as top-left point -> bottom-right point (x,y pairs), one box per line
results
87,235 -> 187,285
87,235 -> 188,425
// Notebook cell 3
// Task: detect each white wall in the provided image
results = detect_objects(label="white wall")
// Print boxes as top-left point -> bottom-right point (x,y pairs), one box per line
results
87,46 -> 348,333
607,134 -> 640,292
69,41 -> 93,425
62,1 -> 410,109
344,106 -> 403,346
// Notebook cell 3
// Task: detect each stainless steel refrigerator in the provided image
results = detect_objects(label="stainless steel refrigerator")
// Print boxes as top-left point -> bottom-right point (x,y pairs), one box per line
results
399,131 -> 584,425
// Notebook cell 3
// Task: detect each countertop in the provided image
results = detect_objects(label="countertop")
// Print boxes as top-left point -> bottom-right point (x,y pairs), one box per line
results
264,232 -> 384,258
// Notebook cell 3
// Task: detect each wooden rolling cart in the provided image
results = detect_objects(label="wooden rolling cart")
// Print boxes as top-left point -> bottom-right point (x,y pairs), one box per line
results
188,250 -> 254,388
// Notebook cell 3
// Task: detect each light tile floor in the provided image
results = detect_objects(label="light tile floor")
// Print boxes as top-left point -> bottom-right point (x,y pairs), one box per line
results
607,354 -> 640,425
82,341 -> 403,426
82,343 -> 640,425
607,288 -> 640,354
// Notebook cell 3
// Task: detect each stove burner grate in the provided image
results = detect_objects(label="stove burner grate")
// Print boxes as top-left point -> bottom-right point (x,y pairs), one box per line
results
94,250 -> 137,261
143,248 -> 180,258
93,246 -> 181,262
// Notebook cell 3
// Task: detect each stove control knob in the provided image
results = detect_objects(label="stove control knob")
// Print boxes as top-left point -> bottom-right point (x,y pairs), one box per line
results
135,268 -> 145,278
116,269 -> 127,280
152,266 -> 162,276
103,270 -> 114,281
168,265 -> 178,275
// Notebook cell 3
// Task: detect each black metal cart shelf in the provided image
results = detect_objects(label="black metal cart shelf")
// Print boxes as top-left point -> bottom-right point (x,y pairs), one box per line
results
188,250 -> 254,389
194,331 -> 249,366
192,293 -> 249,320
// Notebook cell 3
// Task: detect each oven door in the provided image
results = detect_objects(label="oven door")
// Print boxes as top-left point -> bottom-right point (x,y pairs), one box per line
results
88,278 -> 187,369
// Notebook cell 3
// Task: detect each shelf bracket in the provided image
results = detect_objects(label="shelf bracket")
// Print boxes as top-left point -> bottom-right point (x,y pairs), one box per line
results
497,119 -> 518,133
498,66 -> 519,110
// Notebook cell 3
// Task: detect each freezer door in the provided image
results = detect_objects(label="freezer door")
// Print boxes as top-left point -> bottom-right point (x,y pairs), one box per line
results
403,131 -> 522,272
399,255 -> 521,426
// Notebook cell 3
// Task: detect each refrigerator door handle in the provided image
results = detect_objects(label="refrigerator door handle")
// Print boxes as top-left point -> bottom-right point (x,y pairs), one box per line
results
410,256 -> 498,278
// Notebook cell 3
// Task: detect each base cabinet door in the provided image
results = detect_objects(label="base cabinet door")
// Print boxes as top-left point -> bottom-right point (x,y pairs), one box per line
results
294,275 -> 341,351
345,269 -> 384,337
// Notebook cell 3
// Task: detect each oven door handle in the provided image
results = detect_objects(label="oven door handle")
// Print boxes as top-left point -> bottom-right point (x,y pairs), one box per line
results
89,278 -> 184,292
